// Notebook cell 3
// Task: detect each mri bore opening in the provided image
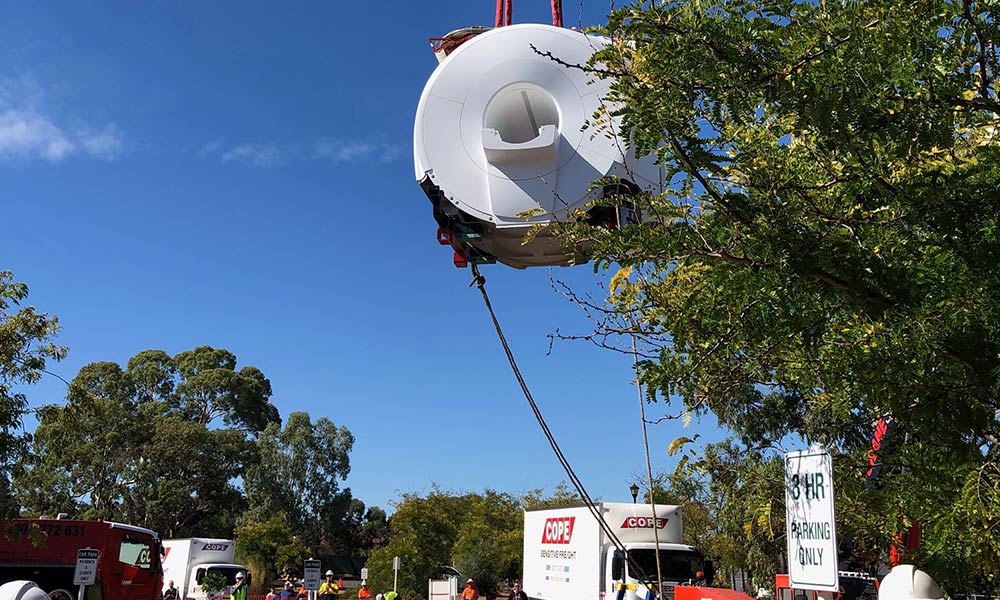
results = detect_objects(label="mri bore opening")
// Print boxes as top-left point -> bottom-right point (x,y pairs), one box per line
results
484,86 -> 560,144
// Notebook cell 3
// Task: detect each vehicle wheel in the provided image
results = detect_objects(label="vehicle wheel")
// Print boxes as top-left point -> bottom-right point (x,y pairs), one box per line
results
48,589 -> 74,600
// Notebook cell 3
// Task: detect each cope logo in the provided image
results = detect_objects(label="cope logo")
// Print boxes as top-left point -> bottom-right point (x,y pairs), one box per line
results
202,543 -> 231,552
541,517 -> 576,544
137,547 -> 152,566
620,517 -> 669,529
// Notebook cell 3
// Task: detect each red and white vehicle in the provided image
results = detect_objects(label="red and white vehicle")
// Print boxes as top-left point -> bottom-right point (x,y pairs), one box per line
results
0,518 -> 163,600
523,503 -> 711,600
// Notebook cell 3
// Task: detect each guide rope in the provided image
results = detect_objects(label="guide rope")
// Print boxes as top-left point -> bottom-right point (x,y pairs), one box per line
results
633,329 -> 666,600
468,263 -> 657,591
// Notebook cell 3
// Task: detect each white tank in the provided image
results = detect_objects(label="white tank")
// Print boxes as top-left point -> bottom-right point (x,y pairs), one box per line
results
878,565 -> 944,600
0,582 -> 49,600
414,24 -> 663,268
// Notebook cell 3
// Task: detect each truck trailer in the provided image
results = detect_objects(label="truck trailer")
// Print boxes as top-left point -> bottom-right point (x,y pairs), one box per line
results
523,503 -> 711,600
0,518 -> 163,600
161,538 -> 250,600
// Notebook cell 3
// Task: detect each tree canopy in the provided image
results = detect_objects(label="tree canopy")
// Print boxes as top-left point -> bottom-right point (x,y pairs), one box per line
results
243,411 -> 373,561
365,485 -> 583,598
235,512 -> 312,594
16,346 -> 278,536
0,271 -> 65,516
10,342 -> 390,589
552,0 -> 1000,592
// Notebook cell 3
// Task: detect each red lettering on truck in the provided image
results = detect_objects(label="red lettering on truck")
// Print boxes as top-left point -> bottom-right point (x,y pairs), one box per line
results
620,517 -> 669,529
541,517 -> 576,544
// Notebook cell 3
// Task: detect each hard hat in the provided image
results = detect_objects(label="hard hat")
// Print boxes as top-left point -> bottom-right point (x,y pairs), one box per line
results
466,579 -> 474,583
325,570 -> 334,576
878,565 -> 944,600
235,573 -> 244,579
0,581 -> 50,600
375,595 -> 383,600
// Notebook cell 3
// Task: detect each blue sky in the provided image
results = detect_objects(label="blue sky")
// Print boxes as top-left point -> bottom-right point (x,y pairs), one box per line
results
1,1 -> 723,515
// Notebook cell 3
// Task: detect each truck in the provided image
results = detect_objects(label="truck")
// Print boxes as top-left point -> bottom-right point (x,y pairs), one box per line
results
0,518 -> 163,600
161,538 -> 250,600
523,503 -> 712,600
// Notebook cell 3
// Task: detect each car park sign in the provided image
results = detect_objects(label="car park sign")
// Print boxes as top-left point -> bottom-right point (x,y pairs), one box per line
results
74,548 -> 99,585
303,559 -> 321,591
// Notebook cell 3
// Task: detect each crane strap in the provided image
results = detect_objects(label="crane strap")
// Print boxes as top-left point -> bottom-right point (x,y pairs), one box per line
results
495,0 -> 512,27
495,0 -> 563,27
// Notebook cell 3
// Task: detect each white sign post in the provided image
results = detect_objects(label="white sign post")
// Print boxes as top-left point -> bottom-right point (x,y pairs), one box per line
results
74,548 -> 99,600
303,559 -> 322,592
361,568 -> 369,581
785,448 -> 839,592
392,556 -> 401,592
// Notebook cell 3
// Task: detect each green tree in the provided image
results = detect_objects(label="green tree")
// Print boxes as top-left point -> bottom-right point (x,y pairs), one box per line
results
366,487 -> 581,598
630,470 -> 716,557
0,271 -> 65,516
172,347 -> 279,431
243,412 -> 358,557
551,0 -> 1000,592
365,489 -> 487,598
520,482 -> 582,510
452,490 -> 522,596
133,416 -> 251,537
698,442 -> 786,593
20,361 -> 148,517
16,346 -> 275,536
354,504 -> 390,559
235,512 -> 311,593
320,497 -> 391,561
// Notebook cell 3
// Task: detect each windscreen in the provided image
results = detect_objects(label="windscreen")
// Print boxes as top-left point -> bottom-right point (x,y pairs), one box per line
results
628,549 -> 706,583
197,567 -> 245,586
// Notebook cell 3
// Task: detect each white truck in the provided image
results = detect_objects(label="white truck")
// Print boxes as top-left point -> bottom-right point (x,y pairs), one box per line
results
162,538 -> 251,600
523,503 -> 712,600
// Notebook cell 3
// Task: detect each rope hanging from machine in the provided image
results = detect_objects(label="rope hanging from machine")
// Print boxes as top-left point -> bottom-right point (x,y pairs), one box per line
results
495,0 -> 563,27
466,263 -> 657,587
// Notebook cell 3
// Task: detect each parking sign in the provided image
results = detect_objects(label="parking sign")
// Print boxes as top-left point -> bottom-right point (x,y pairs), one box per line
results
303,559 -> 321,591
74,548 -> 100,585
785,448 -> 839,591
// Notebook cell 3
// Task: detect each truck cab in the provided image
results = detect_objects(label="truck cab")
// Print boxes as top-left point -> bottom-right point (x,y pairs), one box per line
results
162,538 -> 250,600
190,564 -> 251,600
524,502 -> 712,600
607,542 -> 713,599
0,519 -> 163,600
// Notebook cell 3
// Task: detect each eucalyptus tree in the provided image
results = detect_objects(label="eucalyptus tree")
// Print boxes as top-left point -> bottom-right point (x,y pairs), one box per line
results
242,411 -> 357,554
16,346 -> 278,536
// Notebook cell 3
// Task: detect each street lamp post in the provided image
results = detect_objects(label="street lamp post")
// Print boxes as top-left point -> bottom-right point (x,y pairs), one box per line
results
629,483 -> 639,503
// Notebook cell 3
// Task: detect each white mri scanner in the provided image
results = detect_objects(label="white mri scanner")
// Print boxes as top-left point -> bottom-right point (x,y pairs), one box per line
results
414,24 -> 663,268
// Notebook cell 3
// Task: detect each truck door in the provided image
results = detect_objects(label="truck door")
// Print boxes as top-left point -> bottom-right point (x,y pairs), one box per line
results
605,550 -> 625,599
110,529 -> 160,600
